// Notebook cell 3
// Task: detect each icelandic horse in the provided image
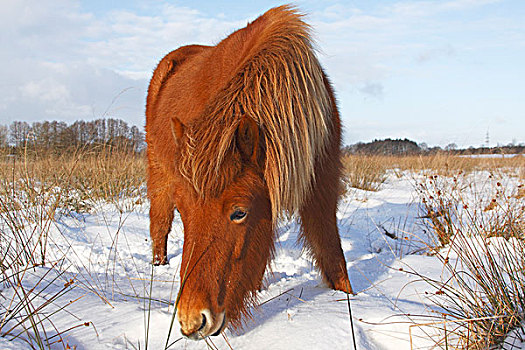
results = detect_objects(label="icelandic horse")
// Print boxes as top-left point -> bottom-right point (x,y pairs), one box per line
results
145,5 -> 353,339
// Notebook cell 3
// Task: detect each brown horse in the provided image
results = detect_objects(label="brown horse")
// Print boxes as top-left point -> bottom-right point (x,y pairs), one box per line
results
145,5 -> 353,340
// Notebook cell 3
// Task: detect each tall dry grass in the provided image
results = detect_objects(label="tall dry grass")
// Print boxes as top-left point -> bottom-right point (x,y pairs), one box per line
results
342,153 -> 525,195
411,162 -> 524,348
396,154 -> 524,175
342,154 -> 389,192
0,145 -> 145,348
0,146 -> 145,266
343,153 -> 524,181
1,148 -> 523,348
343,153 -> 525,348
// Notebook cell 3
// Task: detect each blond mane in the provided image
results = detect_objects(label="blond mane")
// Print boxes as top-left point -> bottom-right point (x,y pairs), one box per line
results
179,5 -> 333,220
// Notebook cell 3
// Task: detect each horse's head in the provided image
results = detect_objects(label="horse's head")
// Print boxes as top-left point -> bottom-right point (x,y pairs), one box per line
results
172,116 -> 273,339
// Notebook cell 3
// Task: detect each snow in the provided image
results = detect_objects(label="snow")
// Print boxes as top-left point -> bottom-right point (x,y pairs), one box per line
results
1,172 -> 523,349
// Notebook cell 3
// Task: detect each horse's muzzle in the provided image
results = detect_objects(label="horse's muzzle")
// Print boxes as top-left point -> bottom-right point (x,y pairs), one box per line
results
179,309 -> 226,340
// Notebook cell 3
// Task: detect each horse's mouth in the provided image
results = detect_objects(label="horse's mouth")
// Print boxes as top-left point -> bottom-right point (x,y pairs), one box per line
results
211,313 -> 227,336
179,309 -> 226,340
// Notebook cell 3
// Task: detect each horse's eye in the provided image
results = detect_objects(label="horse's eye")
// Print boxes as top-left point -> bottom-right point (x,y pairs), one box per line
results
230,209 -> 247,223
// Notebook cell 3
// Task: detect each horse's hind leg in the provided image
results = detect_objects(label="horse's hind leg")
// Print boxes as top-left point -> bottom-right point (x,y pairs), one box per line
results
148,168 -> 176,265
299,159 -> 353,294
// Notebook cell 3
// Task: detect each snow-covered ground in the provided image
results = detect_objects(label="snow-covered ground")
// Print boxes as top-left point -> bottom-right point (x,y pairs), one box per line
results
1,172 -> 524,349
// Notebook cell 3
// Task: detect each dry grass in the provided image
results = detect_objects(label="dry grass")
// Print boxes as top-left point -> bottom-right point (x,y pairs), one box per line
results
0,146 -> 145,267
342,153 -> 523,195
0,145 -> 145,348
342,153 -> 525,348
342,154 -> 389,192
0,146 -> 145,212
398,154 -> 524,175
343,153 -> 524,177
1,148 -> 523,348
412,164 -> 524,348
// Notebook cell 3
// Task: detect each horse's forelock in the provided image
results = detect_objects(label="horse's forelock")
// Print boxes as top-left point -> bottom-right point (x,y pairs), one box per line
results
178,5 -> 333,220
178,115 -> 242,198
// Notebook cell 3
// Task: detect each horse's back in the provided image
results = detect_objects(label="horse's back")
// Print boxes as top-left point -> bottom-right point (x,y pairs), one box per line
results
146,44 -> 211,127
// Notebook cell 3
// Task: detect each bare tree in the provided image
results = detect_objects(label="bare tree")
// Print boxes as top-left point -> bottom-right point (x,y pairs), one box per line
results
9,121 -> 30,148
0,125 -> 8,148
6,118 -> 144,154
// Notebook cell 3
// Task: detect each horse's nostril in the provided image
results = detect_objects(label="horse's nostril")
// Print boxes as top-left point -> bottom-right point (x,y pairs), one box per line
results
198,313 -> 207,332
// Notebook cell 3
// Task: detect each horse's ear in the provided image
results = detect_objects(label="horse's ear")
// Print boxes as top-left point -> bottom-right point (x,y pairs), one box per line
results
170,117 -> 185,144
236,116 -> 265,166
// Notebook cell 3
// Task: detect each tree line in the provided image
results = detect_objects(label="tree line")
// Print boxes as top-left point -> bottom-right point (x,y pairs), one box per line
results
343,138 -> 525,156
0,118 -> 145,155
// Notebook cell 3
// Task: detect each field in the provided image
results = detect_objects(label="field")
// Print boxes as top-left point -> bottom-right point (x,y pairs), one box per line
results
1,151 -> 524,349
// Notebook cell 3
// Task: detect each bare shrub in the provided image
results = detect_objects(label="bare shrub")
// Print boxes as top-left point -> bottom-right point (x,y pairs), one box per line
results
414,169 -> 525,348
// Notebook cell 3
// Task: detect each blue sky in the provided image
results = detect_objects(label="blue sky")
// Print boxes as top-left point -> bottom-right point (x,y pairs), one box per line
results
1,0 -> 524,147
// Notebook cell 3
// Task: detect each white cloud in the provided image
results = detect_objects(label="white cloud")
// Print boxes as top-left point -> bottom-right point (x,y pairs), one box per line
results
0,0 -> 243,125
80,4 -> 244,79
20,79 -> 70,103
416,44 -> 456,63
0,0 -> 523,147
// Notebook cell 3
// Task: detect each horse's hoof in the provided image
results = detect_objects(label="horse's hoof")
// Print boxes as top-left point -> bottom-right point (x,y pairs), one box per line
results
333,277 -> 354,295
152,256 -> 169,266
